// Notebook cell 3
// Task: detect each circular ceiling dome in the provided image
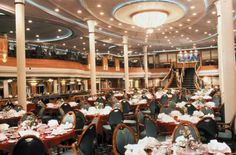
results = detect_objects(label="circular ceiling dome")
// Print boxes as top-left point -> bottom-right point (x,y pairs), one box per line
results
113,1 -> 186,28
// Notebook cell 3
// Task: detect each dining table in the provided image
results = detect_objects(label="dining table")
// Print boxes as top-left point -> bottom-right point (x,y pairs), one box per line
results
0,124 -> 75,154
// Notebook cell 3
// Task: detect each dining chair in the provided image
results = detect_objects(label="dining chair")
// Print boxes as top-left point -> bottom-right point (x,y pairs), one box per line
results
159,105 -> 173,115
112,123 -> 137,155
172,122 -> 201,143
160,94 -> 168,105
142,99 -> 159,118
212,95 -> 221,107
62,124 -> 97,155
217,114 -> 236,141
120,100 -> 134,119
12,135 -> 48,155
102,109 -> 123,143
185,103 -> 197,115
141,115 -> 158,139
74,109 -> 87,134
19,112 -> 37,124
59,103 -> 72,116
197,117 -> 218,143
200,106 -> 214,115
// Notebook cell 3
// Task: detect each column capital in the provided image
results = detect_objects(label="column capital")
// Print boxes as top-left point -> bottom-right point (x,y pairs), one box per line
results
143,45 -> 148,53
87,20 -> 96,33
122,36 -> 128,44
15,0 -> 25,5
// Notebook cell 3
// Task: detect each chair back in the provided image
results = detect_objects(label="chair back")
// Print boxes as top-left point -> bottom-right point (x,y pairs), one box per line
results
108,109 -> 123,131
14,105 -> 23,112
34,103 -> 45,117
12,135 -> 48,155
160,94 -> 168,105
144,115 -> 158,138
212,95 -> 221,107
78,124 -> 97,155
185,103 -> 197,115
201,107 -> 214,115
149,99 -> 159,115
61,111 -> 76,129
59,103 -> 72,115
171,94 -> 178,103
172,122 -> 200,143
112,123 -> 136,155
96,96 -> 105,103
74,109 -> 86,130
160,105 -> 173,114
121,100 -> 131,114
197,117 -> 217,143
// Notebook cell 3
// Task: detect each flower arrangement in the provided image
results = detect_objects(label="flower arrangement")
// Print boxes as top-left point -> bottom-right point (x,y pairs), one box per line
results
175,126 -> 200,150
21,115 -> 38,129
94,102 -> 104,109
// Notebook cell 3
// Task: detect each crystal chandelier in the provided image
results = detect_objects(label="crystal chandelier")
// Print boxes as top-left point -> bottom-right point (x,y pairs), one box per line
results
132,11 -> 168,28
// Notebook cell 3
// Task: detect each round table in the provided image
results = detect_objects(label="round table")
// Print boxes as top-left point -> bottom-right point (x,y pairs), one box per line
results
0,129 -> 75,153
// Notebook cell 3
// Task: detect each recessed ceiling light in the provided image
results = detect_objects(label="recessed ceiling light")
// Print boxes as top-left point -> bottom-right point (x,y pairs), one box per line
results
80,37 -> 83,40
192,13 -> 197,16
54,8 -> 59,12
37,38 -> 40,41
100,12 -> 104,15
187,19 -> 191,22
0,12 -> 5,16
175,30 -> 179,33
9,31 -> 14,34
28,20 -> 32,23
212,11 -> 216,15
103,43 -> 106,46
109,38 -> 112,41
131,26 -> 135,29
161,32 -> 165,35
58,29 -> 62,32
207,20 -> 211,24
57,36 -> 60,39
62,43 -> 66,46
118,23 -> 122,26
26,28 -> 30,31
73,46 -> 77,48
77,10 -> 82,14
109,18 -> 114,21
97,4 -> 101,8
188,27 -> 192,30
169,27 -> 173,30
83,42 -> 86,45
190,6 -> 195,9
164,36 -> 168,39
36,35 -> 39,37
98,27 -> 103,30
179,24 -> 183,27
108,25 -> 111,28
204,32 -> 208,34
124,31 -> 128,33
181,34 -> 184,37
83,48 -> 86,50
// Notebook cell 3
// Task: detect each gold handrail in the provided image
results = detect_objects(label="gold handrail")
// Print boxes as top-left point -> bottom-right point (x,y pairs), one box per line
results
194,62 -> 204,89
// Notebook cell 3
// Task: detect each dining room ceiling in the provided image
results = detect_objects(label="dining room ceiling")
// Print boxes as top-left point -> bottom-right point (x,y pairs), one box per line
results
0,0 -> 235,56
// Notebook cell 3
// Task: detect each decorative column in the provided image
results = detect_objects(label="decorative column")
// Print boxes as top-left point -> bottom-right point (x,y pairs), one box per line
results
87,20 -> 96,95
3,80 -> 9,98
53,80 -> 58,94
83,79 -> 88,91
47,80 -> 53,94
143,46 -> 148,88
61,79 -> 66,94
215,0 -> 236,122
115,58 -> 120,71
123,36 -> 129,93
102,56 -> 108,70
30,81 -> 37,96
15,0 -> 26,109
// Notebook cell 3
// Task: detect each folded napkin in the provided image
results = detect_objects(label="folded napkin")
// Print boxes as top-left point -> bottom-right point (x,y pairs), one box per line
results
207,139 -> 231,154
60,122 -> 73,130
192,111 -> 204,117
0,133 -> 7,141
18,130 -> 40,138
68,102 -> 78,107
203,96 -> 212,100
0,123 -> 9,131
48,120 -> 59,127
158,113 -> 176,123
170,110 -> 182,118
206,102 -> 215,107
176,102 -> 187,108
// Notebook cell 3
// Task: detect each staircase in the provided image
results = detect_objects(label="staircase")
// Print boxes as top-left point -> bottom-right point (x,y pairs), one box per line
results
182,68 -> 196,91
169,72 -> 178,88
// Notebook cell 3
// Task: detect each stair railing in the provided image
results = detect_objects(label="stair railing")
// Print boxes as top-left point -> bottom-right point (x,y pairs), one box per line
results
194,61 -> 204,89
160,64 -> 173,89
176,64 -> 185,89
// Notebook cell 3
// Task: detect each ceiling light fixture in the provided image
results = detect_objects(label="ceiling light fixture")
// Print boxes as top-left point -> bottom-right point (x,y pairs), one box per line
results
132,11 -> 168,28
